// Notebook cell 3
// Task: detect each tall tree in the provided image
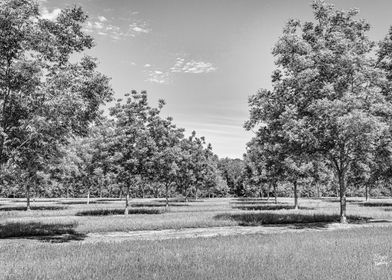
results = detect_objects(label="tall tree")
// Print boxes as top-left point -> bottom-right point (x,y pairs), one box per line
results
246,0 -> 392,223
0,0 -> 113,209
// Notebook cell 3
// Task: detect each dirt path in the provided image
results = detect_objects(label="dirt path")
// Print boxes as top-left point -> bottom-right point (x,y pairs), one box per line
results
84,220 -> 392,243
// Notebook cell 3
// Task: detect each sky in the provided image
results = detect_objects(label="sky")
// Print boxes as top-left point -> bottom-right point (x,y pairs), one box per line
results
39,0 -> 392,159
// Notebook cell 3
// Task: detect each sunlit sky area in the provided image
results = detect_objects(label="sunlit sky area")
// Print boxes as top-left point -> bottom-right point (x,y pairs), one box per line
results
39,0 -> 392,159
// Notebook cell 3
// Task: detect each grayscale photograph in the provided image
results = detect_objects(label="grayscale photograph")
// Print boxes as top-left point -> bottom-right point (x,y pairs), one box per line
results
1,0 -> 392,279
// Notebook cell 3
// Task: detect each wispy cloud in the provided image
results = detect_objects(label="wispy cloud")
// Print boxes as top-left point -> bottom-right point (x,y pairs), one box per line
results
171,57 -> 217,74
40,7 -> 61,21
97,16 -> 108,22
84,14 -> 151,40
84,16 -> 126,40
145,69 -> 171,84
143,63 -> 171,84
129,22 -> 151,35
144,56 -> 217,84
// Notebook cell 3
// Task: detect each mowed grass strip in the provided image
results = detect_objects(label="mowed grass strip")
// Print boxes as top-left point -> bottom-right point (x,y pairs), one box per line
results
1,227 -> 392,280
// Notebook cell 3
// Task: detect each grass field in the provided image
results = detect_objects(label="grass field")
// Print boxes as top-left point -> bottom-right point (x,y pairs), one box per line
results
2,226 -> 392,280
1,196 -> 392,279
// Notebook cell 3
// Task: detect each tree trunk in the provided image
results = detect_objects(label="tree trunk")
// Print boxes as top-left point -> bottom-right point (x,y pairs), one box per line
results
317,183 -> 320,198
194,186 -> 198,201
165,184 -> 169,208
141,183 -> 145,198
71,183 -> 75,198
293,181 -> 298,210
124,184 -> 130,215
267,184 -> 270,201
336,182 -> 339,198
99,180 -> 103,198
87,189 -> 90,205
338,171 -> 347,223
66,179 -> 69,199
274,182 -> 277,204
26,184 -> 31,211
365,184 -> 369,201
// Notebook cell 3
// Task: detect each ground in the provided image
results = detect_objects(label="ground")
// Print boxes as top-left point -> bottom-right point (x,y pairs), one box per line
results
1,196 -> 392,279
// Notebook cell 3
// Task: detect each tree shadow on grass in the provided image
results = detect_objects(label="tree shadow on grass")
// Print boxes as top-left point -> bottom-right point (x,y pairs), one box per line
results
0,206 -> 67,211
234,198 -> 271,202
75,208 -> 165,216
231,201 -> 288,205
154,198 -> 204,203
11,199 -> 60,203
359,202 -> 392,207
232,205 -> 315,211
96,198 -> 124,202
59,201 -> 108,205
214,212 -> 371,228
131,203 -> 190,207
321,198 -> 364,203
0,222 -> 86,243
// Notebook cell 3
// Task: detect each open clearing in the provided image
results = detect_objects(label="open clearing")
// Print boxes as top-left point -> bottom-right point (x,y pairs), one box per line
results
2,197 -> 392,280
